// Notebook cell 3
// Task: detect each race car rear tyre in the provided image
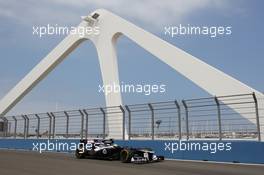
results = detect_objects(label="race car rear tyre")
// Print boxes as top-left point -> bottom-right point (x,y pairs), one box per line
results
120,149 -> 133,163
75,149 -> 85,159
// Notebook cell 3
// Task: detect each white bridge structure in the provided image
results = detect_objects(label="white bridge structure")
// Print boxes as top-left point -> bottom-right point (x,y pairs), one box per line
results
0,9 -> 263,140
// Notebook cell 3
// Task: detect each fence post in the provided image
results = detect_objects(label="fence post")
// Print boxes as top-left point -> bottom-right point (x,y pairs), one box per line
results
12,116 -> 17,139
24,115 -> 29,139
175,100 -> 181,140
1,117 -> 8,138
50,112 -> 56,139
47,113 -> 52,139
5,117 -> 9,137
64,111 -> 69,139
83,110 -> 89,140
182,100 -> 189,140
35,114 -> 40,139
119,105 -> 126,140
100,108 -> 106,139
214,97 -> 222,140
252,92 -> 261,141
0,117 -> 3,138
21,115 -> 27,139
148,103 -> 154,140
79,110 -> 84,140
125,105 -> 131,140
7,118 -> 10,137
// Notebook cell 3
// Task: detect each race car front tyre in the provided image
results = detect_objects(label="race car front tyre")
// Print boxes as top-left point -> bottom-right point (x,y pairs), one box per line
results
120,149 -> 133,163
157,156 -> 165,161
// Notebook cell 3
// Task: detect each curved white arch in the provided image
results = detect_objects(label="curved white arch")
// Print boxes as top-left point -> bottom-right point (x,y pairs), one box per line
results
0,9 -> 263,139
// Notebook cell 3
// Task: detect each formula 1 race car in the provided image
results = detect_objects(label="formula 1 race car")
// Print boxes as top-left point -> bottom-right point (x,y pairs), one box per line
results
75,139 -> 164,164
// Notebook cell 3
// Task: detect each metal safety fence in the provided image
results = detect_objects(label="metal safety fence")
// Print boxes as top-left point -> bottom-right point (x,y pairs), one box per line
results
0,93 -> 263,141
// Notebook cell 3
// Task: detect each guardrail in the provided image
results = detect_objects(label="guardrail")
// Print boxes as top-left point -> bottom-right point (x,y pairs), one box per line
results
0,93 -> 263,141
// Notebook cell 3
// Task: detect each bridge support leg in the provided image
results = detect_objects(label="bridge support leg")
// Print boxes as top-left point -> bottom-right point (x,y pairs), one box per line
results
96,38 -> 124,139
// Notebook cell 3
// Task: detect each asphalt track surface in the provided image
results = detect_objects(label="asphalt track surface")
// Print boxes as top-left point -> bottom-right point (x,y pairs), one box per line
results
0,150 -> 263,175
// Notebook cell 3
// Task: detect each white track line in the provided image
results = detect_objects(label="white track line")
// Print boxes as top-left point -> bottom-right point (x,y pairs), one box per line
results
167,158 -> 264,167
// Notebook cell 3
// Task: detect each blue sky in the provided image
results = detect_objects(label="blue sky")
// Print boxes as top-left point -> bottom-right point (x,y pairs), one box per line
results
0,0 -> 263,115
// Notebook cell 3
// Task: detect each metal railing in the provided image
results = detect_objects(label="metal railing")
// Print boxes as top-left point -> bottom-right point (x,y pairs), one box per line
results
0,93 -> 263,141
